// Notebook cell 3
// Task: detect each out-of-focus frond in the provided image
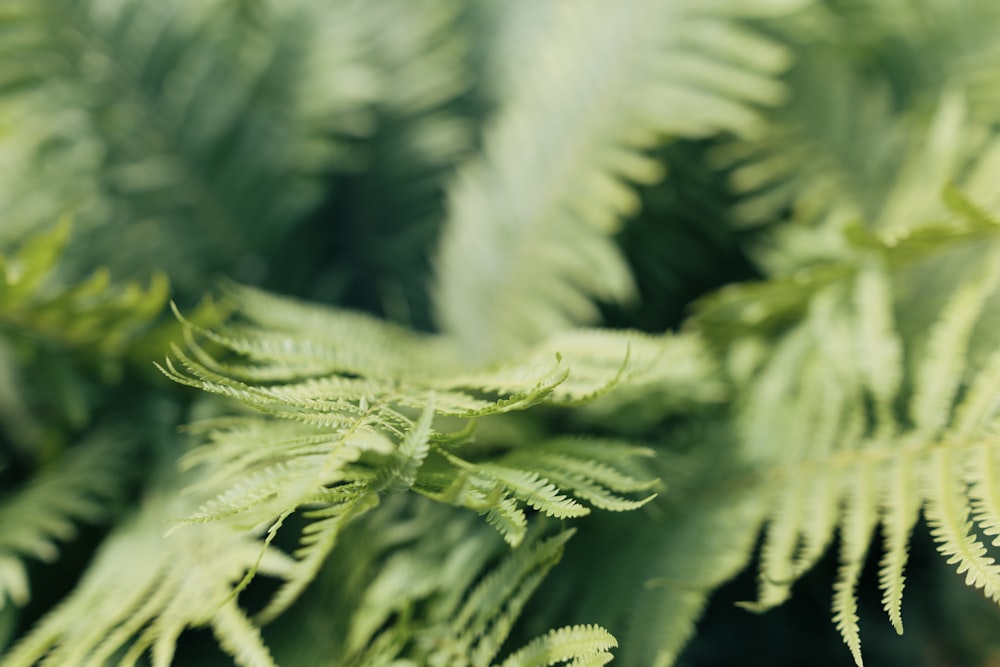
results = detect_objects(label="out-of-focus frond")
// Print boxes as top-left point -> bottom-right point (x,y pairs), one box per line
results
713,1 -> 1000,274
1,466 -> 295,667
0,0 -> 379,292
269,498 -> 617,667
433,0 -> 808,360
0,430 -> 134,612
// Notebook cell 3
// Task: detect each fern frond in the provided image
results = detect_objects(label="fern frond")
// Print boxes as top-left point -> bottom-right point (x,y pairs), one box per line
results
433,0 -> 804,359
155,285 -> 662,641
0,430 -> 133,610
626,484 -> 770,667
681,194 -> 1000,666
255,491 -> 380,624
0,0 -> 383,292
878,451 -> 920,634
0,471 -> 296,667
0,220 -> 168,356
417,437 -> 656,547
496,624 -> 617,667
268,497 -> 617,667
713,1 -> 1000,275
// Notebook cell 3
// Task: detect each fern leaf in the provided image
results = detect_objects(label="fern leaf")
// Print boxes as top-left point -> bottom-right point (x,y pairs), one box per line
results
923,447 -> 1000,602
853,259 -> 903,436
162,287 -> 660,555
832,459 -> 879,667
739,476 -> 812,611
373,395 -> 436,493
0,0 -> 388,293
450,529 -> 574,666
627,487 -> 770,667
0,220 -> 168,356
966,440 -> 1000,593
256,492 -> 380,624
0,429 -> 133,610
713,0 -> 1000,275
496,624 -> 617,667
682,195 -> 1000,666
877,451 -> 920,634
481,498 -> 529,548
433,0 -> 802,360
473,465 -> 590,520
909,256 -> 1000,438
1,474 -> 296,667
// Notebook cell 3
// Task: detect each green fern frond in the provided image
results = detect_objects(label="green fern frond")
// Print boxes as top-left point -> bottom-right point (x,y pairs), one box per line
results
681,194 -> 1000,666
267,497 -> 617,667
156,284 -> 661,618
712,1 -> 1000,275
0,0 -> 382,292
0,429 -> 133,611
1,469 -> 296,667
0,220 -> 168,355
0,219 -> 161,453
433,0 -> 806,360
497,624 -> 617,667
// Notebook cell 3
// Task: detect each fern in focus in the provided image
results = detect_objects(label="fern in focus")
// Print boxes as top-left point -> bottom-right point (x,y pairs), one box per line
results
8,1 -> 1000,666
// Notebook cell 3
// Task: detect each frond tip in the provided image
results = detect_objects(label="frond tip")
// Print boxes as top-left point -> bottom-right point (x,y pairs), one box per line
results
497,624 -> 618,667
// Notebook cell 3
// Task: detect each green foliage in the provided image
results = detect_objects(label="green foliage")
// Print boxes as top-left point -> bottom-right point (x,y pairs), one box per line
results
0,430 -> 134,612
1,471 -> 296,667
432,0 -> 803,360
157,284 -> 660,561
7,1 -> 1000,666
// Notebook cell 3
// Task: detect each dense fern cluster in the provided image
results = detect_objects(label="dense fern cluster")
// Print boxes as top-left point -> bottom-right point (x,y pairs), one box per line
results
5,1 -> 1000,666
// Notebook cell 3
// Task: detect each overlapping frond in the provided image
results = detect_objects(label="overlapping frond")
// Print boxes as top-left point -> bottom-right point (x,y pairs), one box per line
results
153,284 -> 663,634
0,430 -> 133,611
0,220 -> 168,354
433,0 -> 808,360
264,498 -> 618,667
0,219 -> 168,456
686,191 -> 1000,665
0,0 -> 383,292
711,2 -> 1000,275
1,469 -> 296,667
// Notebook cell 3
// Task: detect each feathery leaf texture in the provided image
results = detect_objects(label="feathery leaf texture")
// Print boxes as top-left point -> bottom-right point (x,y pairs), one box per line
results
0,430 -> 133,611
0,220 -> 168,355
266,498 -> 621,667
0,0 -> 392,291
345,519 -> 617,667
433,0 -> 804,360
711,1 -> 1000,274
1,474 -> 296,667
689,193 -> 1000,665
155,283 -> 660,620
10,2 -> 1000,666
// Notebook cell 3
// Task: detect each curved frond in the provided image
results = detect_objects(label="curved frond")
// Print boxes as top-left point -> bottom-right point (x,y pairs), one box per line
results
156,284 -> 663,612
712,2 -> 1000,275
0,220 -> 168,356
0,471 -> 295,667
266,497 -> 618,667
0,430 -> 133,610
497,624 -> 617,667
685,194 -> 1000,666
433,0 -> 805,359
0,0 -> 381,291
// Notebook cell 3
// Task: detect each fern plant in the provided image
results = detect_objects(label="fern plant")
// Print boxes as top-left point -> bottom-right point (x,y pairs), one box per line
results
6,1 -> 1000,666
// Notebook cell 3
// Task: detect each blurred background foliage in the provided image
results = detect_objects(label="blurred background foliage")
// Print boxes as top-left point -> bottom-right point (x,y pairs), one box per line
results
4,0 -> 1000,665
